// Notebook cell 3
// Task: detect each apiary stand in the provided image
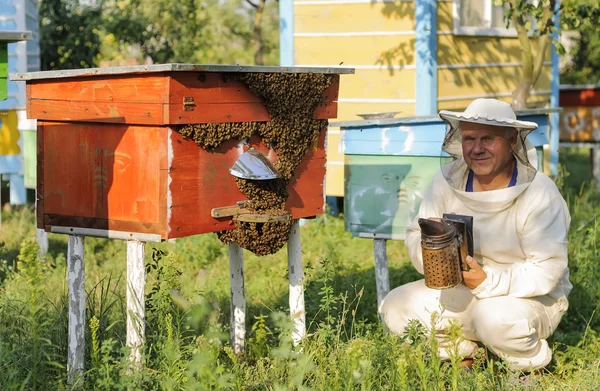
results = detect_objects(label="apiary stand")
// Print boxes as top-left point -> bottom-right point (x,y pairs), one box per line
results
228,243 -> 246,354
373,238 -> 390,315
67,235 -> 85,383
287,220 -> 306,344
13,64 -> 353,376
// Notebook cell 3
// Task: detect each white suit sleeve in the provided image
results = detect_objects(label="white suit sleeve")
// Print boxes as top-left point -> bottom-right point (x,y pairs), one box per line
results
405,175 -> 447,274
471,194 -> 570,299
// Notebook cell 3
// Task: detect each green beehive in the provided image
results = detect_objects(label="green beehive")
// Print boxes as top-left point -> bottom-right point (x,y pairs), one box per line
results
0,31 -> 32,100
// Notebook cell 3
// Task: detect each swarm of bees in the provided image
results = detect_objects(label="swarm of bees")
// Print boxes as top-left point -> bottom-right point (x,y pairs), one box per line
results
178,72 -> 333,256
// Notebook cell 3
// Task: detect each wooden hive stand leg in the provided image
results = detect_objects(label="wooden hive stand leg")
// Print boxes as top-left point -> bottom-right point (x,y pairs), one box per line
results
35,189 -> 48,257
67,235 -> 85,385
126,240 -> 146,369
287,220 -> 306,346
373,238 -> 390,321
592,145 -> 600,193
228,243 -> 246,355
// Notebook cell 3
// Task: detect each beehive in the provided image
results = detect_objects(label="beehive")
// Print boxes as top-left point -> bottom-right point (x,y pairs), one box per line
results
14,64 -> 354,250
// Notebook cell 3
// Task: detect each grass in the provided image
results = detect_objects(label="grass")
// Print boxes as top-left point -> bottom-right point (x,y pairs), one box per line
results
0,148 -> 599,389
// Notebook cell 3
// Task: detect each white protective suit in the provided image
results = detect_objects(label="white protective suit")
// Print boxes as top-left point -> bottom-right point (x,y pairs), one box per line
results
379,108 -> 572,371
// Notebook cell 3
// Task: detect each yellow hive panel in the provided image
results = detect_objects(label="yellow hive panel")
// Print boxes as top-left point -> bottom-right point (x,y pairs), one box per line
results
0,111 -> 20,155
325,162 -> 345,197
438,65 -> 552,99
294,2 -> 414,34
326,131 -> 343,162
438,35 -> 552,65
338,68 -> 415,100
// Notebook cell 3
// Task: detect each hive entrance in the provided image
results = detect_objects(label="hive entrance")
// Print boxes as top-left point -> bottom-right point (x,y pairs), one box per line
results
178,73 -> 334,256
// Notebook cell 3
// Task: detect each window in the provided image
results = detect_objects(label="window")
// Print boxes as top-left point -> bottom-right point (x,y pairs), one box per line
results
453,0 -> 528,37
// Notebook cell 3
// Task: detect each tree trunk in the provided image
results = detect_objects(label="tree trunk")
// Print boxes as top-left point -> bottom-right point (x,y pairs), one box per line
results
508,0 -> 553,109
512,82 -> 531,110
251,0 -> 267,65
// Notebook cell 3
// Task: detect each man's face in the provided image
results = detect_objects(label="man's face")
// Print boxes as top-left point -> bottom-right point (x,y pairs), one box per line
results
461,122 -> 516,178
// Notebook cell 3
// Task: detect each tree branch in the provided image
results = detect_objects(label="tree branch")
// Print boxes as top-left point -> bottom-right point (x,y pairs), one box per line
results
511,0 -> 534,84
532,4 -> 554,86
246,0 -> 259,9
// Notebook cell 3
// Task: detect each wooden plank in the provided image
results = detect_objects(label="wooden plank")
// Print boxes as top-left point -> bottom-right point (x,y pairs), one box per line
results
436,0 -> 454,31
29,99 -> 338,125
37,122 -> 45,229
228,243 -> 245,355
158,127 -> 169,239
287,220 -> 306,346
126,240 -> 145,368
314,74 -> 340,119
235,213 -> 290,223
559,106 -> 600,142
295,35 -> 414,66
168,72 -> 264,104
168,128 -> 327,238
325,163 -> 344,197
295,2 -> 414,33
373,238 -> 390,319
41,122 -> 162,225
29,100 -> 165,125
560,88 -> 600,107
166,73 -> 339,122
165,102 -> 271,124
44,214 -> 164,235
438,66 -> 552,99
67,235 -> 85,384
438,35 -> 552,65
285,156 -> 326,218
28,74 -> 168,103
27,72 -> 340,124
342,121 -> 447,156
337,68 -> 415,100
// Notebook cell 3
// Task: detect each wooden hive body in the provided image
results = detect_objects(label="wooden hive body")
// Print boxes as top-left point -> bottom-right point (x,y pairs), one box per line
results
19,65 -> 349,241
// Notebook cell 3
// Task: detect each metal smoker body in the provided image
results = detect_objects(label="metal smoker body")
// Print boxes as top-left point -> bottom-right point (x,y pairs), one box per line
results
419,215 -> 473,289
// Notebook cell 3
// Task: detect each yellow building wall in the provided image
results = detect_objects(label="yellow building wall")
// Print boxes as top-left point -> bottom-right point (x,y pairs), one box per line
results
294,0 -> 552,197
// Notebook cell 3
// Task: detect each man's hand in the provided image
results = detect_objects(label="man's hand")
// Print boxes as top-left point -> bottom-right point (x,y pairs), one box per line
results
462,256 -> 487,289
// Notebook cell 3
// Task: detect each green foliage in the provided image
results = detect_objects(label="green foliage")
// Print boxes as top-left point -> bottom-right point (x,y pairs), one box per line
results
100,0 -> 280,65
560,1 -> 600,85
0,151 -> 600,387
498,0 -> 599,107
39,0 -> 102,70
39,0 -> 280,70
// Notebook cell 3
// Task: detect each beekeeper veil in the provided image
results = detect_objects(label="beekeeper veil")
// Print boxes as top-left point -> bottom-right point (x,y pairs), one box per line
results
437,99 -> 539,190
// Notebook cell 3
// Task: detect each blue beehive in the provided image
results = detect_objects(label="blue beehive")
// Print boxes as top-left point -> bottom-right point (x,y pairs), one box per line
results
332,109 -> 558,240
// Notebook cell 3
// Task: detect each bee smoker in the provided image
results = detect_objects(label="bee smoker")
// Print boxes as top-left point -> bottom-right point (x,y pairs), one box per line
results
418,214 -> 473,289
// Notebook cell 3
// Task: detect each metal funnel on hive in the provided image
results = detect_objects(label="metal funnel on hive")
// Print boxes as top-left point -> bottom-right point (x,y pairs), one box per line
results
229,148 -> 281,180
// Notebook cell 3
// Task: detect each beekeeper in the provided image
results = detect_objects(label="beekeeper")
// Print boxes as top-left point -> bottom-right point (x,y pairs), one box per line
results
379,98 -> 571,371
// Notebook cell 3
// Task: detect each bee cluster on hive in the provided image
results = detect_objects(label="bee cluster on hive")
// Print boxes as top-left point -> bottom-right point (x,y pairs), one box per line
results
178,72 -> 333,256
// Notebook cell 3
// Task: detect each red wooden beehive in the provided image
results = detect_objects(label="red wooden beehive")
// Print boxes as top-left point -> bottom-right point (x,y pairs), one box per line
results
15,64 -> 353,241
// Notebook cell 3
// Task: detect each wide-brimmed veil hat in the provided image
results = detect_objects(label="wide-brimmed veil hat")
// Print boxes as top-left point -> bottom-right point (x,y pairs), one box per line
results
438,98 -> 538,189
